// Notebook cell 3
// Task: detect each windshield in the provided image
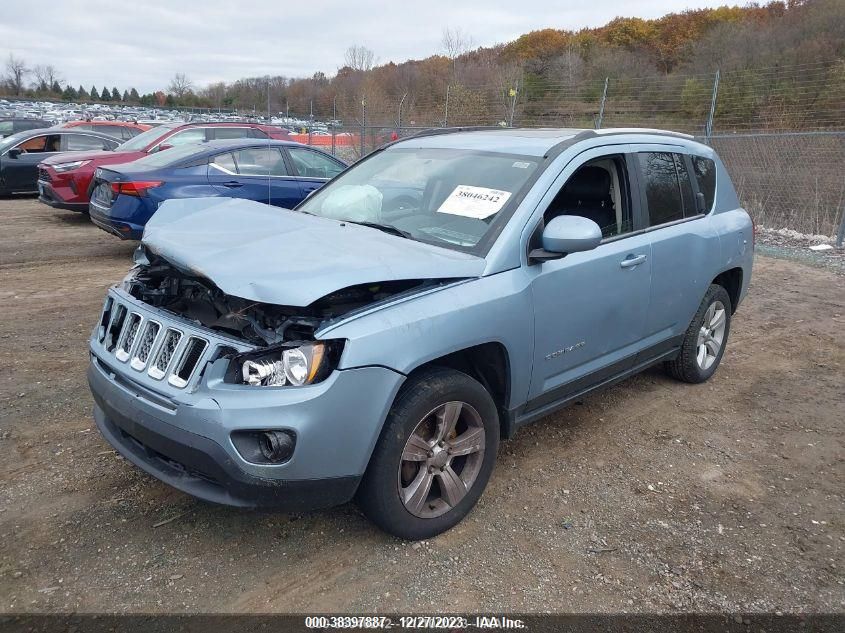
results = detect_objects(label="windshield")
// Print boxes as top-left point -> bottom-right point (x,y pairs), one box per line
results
297,147 -> 540,252
127,142 -> 208,168
117,125 -> 173,151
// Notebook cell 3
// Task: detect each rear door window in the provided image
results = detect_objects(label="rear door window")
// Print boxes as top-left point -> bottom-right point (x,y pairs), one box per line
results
691,156 -> 717,213
64,134 -> 108,151
211,127 -> 251,140
232,147 -> 288,176
287,147 -> 344,179
160,128 -> 206,149
210,152 -> 237,174
639,152 -> 684,226
674,153 -> 696,217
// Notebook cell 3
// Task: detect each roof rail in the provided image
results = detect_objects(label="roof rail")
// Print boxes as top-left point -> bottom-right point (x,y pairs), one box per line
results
593,127 -> 695,140
407,126 -> 506,140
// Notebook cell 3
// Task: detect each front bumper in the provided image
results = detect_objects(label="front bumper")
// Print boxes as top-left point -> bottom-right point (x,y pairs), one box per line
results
38,187 -> 88,212
37,175 -> 89,212
88,288 -> 406,509
89,357 -> 404,509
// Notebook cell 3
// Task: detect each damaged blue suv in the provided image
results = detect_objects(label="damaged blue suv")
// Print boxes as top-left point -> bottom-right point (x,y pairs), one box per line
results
88,128 -> 753,539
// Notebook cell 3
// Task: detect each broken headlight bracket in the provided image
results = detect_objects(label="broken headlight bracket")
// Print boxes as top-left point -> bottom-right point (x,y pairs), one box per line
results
224,339 -> 345,387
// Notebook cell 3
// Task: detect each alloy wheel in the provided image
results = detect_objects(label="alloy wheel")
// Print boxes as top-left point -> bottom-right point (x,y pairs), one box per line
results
696,300 -> 727,370
398,401 -> 486,518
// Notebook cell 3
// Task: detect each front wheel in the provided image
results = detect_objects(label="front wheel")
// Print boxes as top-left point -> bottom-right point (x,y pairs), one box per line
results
357,367 -> 499,540
665,284 -> 732,383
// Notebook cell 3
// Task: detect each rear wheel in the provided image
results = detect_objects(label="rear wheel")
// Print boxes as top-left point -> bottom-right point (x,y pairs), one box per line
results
665,284 -> 732,383
357,367 -> 499,540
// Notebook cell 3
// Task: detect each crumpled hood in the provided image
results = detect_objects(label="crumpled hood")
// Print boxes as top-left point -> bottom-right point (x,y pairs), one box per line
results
141,197 -> 486,306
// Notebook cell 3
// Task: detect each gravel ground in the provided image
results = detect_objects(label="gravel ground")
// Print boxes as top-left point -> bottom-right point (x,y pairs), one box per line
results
0,197 -> 843,614
755,227 -> 845,275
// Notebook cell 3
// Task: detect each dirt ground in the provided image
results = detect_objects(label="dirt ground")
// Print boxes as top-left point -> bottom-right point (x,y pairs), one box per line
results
0,197 -> 843,614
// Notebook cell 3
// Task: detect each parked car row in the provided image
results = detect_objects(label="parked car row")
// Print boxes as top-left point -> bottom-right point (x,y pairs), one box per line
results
0,119 -> 346,237
36,121 -> 293,212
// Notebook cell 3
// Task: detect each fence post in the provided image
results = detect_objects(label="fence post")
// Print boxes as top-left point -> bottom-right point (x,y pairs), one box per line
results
595,77 -> 608,129
308,99 -> 313,147
331,96 -> 337,156
836,206 -> 845,249
705,69 -> 720,141
398,92 -> 407,136
444,85 -> 450,127
360,98 -> 366,157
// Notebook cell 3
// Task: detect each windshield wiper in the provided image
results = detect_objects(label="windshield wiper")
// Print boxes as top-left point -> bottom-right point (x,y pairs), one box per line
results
344,220 -> 413,240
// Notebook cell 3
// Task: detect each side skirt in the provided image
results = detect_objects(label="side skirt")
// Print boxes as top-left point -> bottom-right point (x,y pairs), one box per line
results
503,337 -> 682,438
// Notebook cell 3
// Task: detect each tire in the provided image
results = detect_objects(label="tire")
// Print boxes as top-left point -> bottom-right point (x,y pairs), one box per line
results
665,284 -> 732,384
357,367 -> 499,540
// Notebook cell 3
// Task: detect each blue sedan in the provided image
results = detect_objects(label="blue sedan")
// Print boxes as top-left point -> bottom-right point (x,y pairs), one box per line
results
88,140 -> 347,239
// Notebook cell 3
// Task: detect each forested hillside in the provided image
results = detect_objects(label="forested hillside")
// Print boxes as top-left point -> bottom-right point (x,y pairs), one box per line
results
3,0 -> 842,131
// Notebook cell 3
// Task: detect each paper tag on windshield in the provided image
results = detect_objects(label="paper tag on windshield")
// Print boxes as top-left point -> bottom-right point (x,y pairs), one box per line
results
436,185 -> 511,219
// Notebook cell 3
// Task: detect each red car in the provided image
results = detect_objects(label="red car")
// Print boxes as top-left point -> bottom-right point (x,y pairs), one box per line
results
38,122 -> 291,212
60,120 -> 151,141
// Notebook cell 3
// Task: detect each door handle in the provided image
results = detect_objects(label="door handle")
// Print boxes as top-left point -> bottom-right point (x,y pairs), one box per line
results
221,181 -> 243,188
620,254 -> 647,268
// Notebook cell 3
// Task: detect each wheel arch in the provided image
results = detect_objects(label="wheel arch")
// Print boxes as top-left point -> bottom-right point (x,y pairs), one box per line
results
712,267 -> 743,313
403,342 -> 512,439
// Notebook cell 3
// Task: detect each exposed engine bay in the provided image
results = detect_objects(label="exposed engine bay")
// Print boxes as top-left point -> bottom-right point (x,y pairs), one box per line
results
123,254 -> 439,347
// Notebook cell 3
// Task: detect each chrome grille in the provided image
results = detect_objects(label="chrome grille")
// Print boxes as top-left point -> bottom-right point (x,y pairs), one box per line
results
116,313 -> 142,362
149,329 -> 182,380
130,321 -> 160,370
168,338 -> 208,388
95,296 -> 215,389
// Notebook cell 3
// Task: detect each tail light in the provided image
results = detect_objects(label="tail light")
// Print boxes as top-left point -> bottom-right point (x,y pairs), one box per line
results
110,181 -> 163,197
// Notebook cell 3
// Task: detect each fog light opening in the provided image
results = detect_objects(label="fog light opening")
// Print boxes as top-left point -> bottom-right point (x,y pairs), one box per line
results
259,431 -> 295,463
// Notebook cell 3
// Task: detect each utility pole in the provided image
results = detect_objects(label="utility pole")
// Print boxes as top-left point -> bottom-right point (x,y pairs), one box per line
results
508,84 -> 518,127
596,77 -> 608,129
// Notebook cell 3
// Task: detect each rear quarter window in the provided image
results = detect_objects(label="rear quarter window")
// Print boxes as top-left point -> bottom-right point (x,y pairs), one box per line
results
691,156 -> 717,213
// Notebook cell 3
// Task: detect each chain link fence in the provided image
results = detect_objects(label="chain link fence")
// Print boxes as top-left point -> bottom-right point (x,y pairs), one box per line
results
287,59 -> 844,240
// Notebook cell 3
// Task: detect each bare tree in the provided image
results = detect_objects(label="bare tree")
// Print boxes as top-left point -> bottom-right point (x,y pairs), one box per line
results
32,64 -> 62,92
441,27 -> 473,61
343,45 -> 375,72
167,72 -> 194,99
5,54 -> 29,96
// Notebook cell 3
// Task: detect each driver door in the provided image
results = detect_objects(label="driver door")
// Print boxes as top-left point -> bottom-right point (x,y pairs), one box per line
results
3,133 -> 63,193
526,147 -> 653,411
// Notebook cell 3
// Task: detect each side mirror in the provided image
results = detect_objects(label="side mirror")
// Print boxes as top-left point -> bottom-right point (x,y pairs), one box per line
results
157,143 -> 173,152
7,148 -> 23,159
530,215 -> 602,263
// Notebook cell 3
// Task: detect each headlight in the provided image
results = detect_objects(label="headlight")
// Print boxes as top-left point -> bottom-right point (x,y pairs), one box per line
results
236,341 -> 340,387
52,160 -> 91,173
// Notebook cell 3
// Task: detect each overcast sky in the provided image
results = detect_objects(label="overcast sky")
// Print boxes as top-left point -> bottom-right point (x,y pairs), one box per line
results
2,0 -> 737,93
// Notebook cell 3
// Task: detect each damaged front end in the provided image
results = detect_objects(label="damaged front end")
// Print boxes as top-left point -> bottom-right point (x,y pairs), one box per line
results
120,249 -> 446,387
